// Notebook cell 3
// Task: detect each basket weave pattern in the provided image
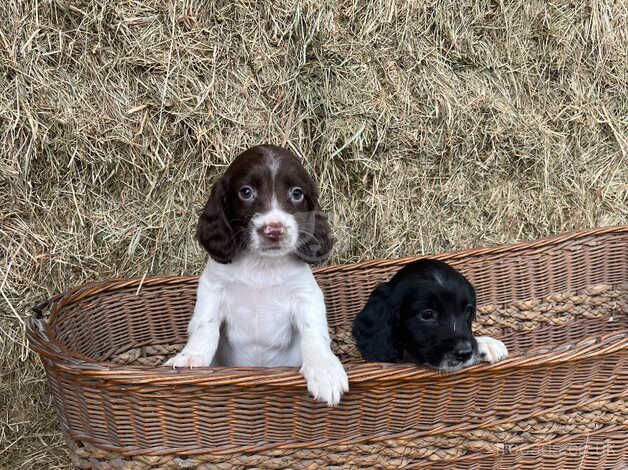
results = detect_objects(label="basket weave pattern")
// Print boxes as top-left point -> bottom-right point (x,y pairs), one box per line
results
28,227 -> 628,468
66,398 -> 625,469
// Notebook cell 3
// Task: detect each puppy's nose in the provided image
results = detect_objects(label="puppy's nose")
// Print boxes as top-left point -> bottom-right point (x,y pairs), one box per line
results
454,341 -> 473,362
261,221 -> 285,241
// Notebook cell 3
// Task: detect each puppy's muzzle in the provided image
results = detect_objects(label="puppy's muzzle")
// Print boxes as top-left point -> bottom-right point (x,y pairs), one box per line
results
259,221 -> 285,242
453,340 -> 473,362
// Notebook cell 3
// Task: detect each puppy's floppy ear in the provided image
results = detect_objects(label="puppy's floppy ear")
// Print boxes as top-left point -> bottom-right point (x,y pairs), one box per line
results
196,177 -> 235,263
352,282 -> 402,362
295,209 -> 334,264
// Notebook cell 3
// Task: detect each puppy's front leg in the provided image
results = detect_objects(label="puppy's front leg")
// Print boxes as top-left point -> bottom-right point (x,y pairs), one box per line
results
475,336 -> 508,364
293,289 -> 348,406
165,277 -> 223,368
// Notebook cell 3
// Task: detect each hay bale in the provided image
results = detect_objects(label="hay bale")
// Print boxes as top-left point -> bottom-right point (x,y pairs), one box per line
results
0,1 -> 626,467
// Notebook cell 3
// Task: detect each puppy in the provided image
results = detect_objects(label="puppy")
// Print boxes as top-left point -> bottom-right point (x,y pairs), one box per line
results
352,259 -> 508,370
166,145 -> 348,406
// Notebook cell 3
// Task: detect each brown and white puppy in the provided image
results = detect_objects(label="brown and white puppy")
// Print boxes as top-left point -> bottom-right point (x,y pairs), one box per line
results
166,145 -> 348,406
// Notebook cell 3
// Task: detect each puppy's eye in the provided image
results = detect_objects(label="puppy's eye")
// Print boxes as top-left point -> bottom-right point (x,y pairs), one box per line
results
419,309 -> 437,321
289,187 -> 304,202
239,186 -> 255,201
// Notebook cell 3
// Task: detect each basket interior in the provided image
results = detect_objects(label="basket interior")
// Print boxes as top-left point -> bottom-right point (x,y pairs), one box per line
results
48,232 -> 627,367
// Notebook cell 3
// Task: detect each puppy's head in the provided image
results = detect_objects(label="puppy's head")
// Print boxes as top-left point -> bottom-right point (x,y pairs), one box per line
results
353,259 -> 477,371
196,145 -> 333,264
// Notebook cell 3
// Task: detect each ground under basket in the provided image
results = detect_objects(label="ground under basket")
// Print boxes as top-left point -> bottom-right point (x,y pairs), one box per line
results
28,227 -> 627,469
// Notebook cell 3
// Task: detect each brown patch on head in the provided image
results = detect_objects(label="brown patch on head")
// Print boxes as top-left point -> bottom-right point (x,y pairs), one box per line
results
196,145 -> 334,264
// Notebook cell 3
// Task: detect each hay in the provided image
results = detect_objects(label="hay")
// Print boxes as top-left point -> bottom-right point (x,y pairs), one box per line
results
1,0 -> 626,468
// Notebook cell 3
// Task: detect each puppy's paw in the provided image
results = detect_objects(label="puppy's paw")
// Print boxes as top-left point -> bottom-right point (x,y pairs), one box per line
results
164,351 -> 211,368
300,354 -> 349,407
476,336 -> 508,363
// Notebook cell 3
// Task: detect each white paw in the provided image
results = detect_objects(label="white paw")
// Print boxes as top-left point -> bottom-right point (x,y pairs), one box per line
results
164,351 -> 211,368
300,354 -> 349,406
476,336 -> 508,363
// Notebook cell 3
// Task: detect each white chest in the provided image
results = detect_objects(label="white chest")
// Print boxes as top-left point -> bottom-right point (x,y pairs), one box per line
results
202,255 -> 315,367
213,274 -> 304,366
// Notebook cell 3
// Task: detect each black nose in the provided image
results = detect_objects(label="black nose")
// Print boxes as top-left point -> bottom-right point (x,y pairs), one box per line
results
454,341 -> 473,362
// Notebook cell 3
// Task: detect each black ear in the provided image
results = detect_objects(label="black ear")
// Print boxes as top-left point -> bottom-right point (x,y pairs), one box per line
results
352,282 -> 402,362
196,178 -> 236,263
295,210 -> 334,264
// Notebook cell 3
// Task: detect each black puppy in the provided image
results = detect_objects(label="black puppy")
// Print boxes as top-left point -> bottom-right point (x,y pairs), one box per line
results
352,259 -> 507,370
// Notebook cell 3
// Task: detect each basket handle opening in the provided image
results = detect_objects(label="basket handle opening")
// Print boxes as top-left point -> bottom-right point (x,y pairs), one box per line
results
32,299 -> 51,319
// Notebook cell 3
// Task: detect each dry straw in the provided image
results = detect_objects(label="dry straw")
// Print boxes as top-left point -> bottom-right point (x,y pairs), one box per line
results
1,0 -> 627,468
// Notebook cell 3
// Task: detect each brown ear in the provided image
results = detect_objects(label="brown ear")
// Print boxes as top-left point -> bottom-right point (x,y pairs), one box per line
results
196,178 -> 236,263
295,208 -> 334,264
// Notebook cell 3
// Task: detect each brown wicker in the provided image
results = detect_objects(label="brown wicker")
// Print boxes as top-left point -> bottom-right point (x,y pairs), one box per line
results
28,226 -> 627,469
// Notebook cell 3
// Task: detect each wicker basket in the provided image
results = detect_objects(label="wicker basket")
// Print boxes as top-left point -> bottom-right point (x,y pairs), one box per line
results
28,227 -> 627,469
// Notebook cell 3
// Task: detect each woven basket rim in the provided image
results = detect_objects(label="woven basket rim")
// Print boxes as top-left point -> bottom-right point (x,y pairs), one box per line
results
314,225 -> 628,273
27,225 -> 628,386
